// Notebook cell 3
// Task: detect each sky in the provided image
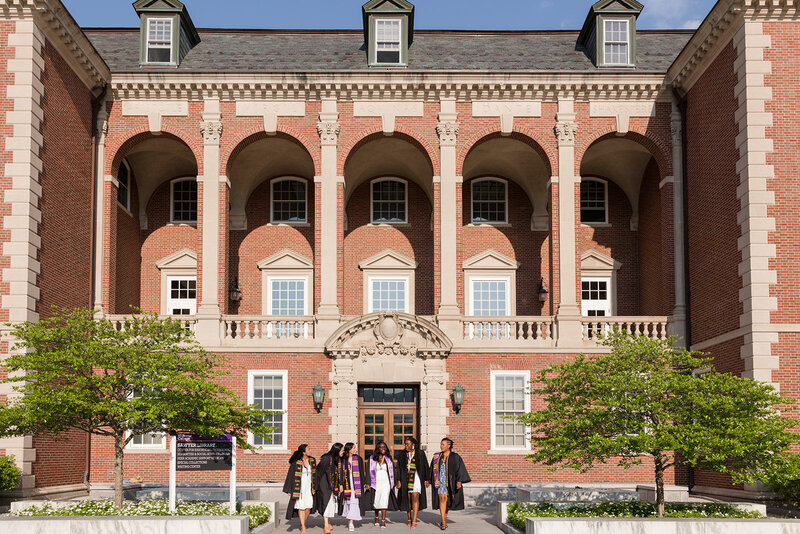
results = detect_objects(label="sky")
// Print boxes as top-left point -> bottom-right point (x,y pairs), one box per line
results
63,0 -> 718,31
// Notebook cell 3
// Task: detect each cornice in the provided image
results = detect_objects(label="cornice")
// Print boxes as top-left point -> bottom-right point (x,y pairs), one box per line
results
107,72 -> 671,102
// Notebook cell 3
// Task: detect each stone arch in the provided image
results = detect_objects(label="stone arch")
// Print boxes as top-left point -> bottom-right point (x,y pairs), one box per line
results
578,130 -> 671,180
107,129 -> 200,178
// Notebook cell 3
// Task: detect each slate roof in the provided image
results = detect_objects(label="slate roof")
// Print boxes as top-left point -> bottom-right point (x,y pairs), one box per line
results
84,28 -> 693,73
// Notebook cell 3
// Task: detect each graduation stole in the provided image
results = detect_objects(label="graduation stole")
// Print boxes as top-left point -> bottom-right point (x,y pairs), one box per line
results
406,451 -> 418,492
343,455 -> 362,499
432,452 -> 447,490
331,456 -> 343,497
291,457 -> 317,499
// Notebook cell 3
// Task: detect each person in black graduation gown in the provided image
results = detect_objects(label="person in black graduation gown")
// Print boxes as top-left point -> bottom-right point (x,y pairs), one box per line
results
430,437 -> 471,530
337,442 -> 370,531
315,442 -> 343,534
395,437 -> 430,530
282,444 -> 317,534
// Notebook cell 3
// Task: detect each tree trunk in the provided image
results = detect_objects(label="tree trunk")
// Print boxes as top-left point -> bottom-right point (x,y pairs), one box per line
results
654,453 -> 665,518
113,435 -> 125,509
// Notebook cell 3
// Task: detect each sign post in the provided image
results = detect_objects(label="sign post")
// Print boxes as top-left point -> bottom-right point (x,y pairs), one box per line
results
169,434 -> 177,513
169,433 -> 236,514
229,439 -> 237,515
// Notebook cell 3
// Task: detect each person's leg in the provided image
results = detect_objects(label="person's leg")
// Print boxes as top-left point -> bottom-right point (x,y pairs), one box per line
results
411,492 -> 420,528
299,509 -> 309,534
438,495 -> 448,528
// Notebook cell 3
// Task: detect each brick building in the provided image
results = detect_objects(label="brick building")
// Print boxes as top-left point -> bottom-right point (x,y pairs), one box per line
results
0,0 -> 794,501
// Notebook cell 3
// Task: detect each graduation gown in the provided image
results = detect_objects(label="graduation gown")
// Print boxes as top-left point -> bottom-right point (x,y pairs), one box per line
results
430,452 -> 471,511
282,457 -> 317,520
337,454 -> 369,516
313,454 -> 339,515
365,454 -> 399,512
396,448 -> 430,511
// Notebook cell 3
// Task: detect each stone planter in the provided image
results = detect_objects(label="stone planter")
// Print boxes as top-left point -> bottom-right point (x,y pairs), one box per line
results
0,516 -> 249,534
524,517 -> 800,534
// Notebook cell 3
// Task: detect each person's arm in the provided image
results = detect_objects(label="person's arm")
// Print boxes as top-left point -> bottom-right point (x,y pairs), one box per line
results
455,454 -> 471,487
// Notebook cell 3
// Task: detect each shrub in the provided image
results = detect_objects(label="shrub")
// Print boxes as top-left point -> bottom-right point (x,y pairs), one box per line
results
0,455 -> 21,491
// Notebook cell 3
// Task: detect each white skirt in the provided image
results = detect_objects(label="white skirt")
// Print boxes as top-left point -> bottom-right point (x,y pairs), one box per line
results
411,472 -> 421,493
323,495 -> 338,518
373,465 -> 392,510
295,468 -> 314,510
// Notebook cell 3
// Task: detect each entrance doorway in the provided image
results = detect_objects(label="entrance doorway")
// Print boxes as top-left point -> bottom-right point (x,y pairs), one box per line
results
358,385 -> 418,462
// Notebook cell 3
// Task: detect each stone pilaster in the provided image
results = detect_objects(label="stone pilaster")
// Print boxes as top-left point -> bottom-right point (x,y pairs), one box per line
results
93,107 -> 108,316
670,103 -> 688,345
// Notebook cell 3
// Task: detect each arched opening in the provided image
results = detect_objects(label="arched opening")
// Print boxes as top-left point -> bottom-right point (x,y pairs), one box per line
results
228,134 -> 315,316
461,135 -> 553,316
343,135 -> 435,316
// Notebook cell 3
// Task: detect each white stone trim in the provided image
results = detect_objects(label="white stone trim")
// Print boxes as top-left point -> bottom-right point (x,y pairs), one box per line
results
733,21 -> 778,385
247,369 -> 289,449
489,370 -> 532,452
589,101 -> 657,135
471,101 -> 542,135
121,100 -> 189,133
353,101 -> 423,135
156,249 -> 197,316
235,100 -> 306,134
258,250 -> 314,317
463,250 -> 519,317
316,99 -> 341,324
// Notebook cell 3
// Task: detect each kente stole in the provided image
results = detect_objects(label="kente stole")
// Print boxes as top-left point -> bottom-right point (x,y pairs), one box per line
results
291,457 -> 316,499
432,452 -> 447,490
406,451 -> 418,492
343,455 -> 362,498
331,456 -> 343,497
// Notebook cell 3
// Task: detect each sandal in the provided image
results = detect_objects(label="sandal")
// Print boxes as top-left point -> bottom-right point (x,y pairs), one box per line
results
440,524 -> 448,531
375,516 -> 380,527
381,519 -> 387,529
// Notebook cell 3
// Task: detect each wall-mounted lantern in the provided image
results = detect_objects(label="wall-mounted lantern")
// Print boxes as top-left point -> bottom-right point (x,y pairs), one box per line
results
537,277 -> 549,303
229,277 -> 242,302
452,384 -> 465,414
313,383 -> 326,414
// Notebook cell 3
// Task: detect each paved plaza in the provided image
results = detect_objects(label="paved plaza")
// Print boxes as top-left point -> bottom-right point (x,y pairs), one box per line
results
272,506 -> 500,533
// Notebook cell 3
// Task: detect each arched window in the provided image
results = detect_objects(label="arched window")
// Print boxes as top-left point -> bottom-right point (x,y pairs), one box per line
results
270,178 -> 307,224
471,178 -> 507,224
117,159 -> 131,211
371,178 -> 407,224
580,178 -> 608,224
170,177 -> 197,224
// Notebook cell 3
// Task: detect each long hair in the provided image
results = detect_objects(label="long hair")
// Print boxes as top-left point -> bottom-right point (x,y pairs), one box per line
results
343,442 -> 355,458
325,442 -> 343,464
288,444 -> 308,465
374,440 -> 392,462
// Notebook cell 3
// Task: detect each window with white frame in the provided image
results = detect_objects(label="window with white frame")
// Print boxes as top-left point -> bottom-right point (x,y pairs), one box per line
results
491,371 -> 530,450
581,277 -> 612,317
249,371 -> 287,448
117,160 -> 131,210
375,18 -> 401,64
369,277 -> 408,313
128,389 -> 164,449
471,278 -> 509,339
472,179 -> 507,224
603,19 -> 630,66
268,278 -> 308,316
171,178 -> 197,223
372,179 -> 407,223
271,179 -> 307,223
166,276 -> 196,315
146,18 -> 173,64
580,179 -> 608,224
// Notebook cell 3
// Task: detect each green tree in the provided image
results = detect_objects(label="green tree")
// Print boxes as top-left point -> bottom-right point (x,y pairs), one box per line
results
516,331 -> 797,517
0,455 -> 21,491
0,309 -> 276,509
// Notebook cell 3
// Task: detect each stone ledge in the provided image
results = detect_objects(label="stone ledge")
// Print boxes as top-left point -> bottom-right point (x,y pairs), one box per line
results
0,516 -> 249,534
524,517 -> 797,534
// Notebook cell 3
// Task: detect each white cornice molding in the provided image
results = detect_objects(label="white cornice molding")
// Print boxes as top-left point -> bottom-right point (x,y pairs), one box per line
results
106,72 -> 672,102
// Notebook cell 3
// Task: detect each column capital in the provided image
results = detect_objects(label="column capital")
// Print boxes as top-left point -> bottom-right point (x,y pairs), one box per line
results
200,120 -> 223,145
317,121 -> 341,146
554,121 -> 578,146
436,121 -> 459,147
670,120 -> 682,144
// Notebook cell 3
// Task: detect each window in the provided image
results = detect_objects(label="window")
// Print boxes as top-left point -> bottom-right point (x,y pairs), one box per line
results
117,160 -> 130,210
271,179 -> 307,223
166,276 -> 196,315
471,278 -> 509,339
375,19 -> 401,65
581,277 -> 612,317
128,389 -> 164,449
603,19 -> 629,66
146,18 -> 173,64
171,178 -> 197,223
268,278 -> 307,316
369,277 -> 408,313
472,179 -> 507,224
491,371 -> 531,450
580,179 -> 608,224
249,371 -> 288,448
371,179 -> 407,223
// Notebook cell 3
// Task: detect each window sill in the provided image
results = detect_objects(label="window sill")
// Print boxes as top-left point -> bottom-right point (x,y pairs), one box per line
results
268,222 -> 310,227
168,222 -> 198,228
370,222 -> 410,228
245,448 -> 290,455
125,447 -> 168,454
487,449 -> 531,455
582,222 -> 611,228
468,222 -> 511,228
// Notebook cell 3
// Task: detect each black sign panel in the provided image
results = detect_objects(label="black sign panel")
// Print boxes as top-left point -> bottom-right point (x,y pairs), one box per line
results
175,433 -> 233,472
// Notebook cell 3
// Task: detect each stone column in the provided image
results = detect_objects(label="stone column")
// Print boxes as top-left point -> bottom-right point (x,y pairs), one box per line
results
195,99 -> 223,346
670,103 -> 688,344
553,98 -> 582,345
93,107 -> 108,316
316,99 -> 342,338
421,359 -> 449,454
436,99 -> 461,338
329,358 -> 357,445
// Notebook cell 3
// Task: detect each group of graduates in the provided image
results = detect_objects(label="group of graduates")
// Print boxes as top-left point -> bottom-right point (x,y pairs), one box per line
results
283,437 -> 471,533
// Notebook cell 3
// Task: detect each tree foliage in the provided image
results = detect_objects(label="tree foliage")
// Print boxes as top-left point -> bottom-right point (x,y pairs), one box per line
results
0,455 -> 21,491
517,331 -> 797,516
0,309 -> 277,507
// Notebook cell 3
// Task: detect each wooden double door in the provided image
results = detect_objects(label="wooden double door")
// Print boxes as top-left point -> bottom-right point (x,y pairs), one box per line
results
358,385 -> 418,463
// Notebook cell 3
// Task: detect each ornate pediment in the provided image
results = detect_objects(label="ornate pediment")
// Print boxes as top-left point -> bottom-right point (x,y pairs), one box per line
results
359,250 -> 418,271
156,249 -> 197,270
257,249 -> 313,270
462,249 -> 519,271
325,312 -> 452,360
581,249 -> 622,271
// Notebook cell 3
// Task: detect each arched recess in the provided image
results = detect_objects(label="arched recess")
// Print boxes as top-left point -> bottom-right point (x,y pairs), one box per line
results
342,134 -> 435,316
227,133 -> 316,316
460,134 -> 553,316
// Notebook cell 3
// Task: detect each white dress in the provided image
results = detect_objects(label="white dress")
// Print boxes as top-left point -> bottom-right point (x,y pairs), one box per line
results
373,461 -> 391,510
407,454 -> 422,493
296,464 -> 314,510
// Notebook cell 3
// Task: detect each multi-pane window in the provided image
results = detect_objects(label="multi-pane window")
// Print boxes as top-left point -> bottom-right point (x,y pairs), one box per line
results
171,179 -> 197,223
167,276 -> 196,315
269,279 -> 306,316
471,279 -> 508,316
370,278 -> 408,313
271,179 -> 307,223
146,18 -> 173,64
492,373 -> 530,449
472,180 -> 507,223
117,161 -> 130,210
604,19 -> 629,65
375,19 -> 401,64
129,389 -> 164,449
250,372 -> 287,448
581,277 -> 612,317
580,179 -> 607,224
372,180 -> 406,223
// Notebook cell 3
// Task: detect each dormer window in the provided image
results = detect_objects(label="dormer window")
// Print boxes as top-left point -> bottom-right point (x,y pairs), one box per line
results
146,18 -> 173,64
603,19 -> 629,65
375,18 -> 401,64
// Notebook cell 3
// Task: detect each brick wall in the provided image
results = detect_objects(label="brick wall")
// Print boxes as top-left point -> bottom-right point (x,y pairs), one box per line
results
638,158 -> 667,316
114,175 -> 140,313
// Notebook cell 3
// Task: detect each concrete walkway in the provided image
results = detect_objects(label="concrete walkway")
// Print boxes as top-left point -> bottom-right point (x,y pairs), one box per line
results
272,507 -> 500,533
